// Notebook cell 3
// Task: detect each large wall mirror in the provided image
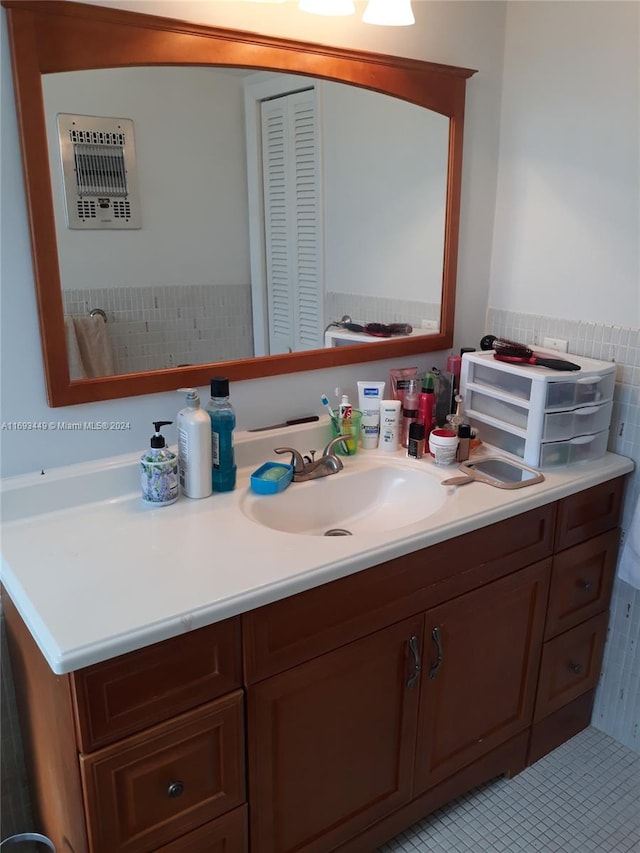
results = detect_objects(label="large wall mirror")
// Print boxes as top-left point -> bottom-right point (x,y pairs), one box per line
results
3,0 -> 476,406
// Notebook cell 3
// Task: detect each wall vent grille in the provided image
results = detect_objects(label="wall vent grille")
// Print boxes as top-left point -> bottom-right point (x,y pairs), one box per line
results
57,114 -> 141,230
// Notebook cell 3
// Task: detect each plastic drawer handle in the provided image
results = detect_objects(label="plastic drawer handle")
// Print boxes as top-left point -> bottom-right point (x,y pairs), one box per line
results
577,375 -> 602,384
569,435 -> 594,445
574,406 -> 600,416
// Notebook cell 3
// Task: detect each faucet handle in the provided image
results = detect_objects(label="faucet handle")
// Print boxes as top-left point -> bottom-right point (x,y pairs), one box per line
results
322,435 -> 348,463
274,447 -> 306,473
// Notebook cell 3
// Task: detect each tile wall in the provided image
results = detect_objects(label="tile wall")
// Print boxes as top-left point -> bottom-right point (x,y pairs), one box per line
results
486,308 -> 640,752
62,287 -> 440,375
63,283 -> 254,375
325,292 -> 440,333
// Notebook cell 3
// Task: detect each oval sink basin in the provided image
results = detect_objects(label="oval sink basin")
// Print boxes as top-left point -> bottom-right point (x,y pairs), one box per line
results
241,461 -> 447,536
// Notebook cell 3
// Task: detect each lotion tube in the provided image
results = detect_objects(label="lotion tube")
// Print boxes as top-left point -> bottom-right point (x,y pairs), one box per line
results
377,400 -> 401,451
357,381 -> 385,449
177,388 -> 212,499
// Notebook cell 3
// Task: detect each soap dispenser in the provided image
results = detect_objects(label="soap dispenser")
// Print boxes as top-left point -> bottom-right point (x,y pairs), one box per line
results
177,388 -> 212,499
140,421 -> 178,506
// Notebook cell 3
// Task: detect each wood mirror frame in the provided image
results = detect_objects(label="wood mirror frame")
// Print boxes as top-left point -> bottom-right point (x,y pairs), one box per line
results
3,0 -> 476,407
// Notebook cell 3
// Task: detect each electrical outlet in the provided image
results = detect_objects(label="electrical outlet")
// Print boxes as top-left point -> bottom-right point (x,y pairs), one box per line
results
543,336 -> 569,352
421,319 -> 439,330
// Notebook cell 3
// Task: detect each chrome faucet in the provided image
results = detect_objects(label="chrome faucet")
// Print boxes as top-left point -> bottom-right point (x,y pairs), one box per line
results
274,436 -> 346,482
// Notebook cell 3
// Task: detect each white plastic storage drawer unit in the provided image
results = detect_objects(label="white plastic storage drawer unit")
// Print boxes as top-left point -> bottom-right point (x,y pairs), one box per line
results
460,350 -> 616,468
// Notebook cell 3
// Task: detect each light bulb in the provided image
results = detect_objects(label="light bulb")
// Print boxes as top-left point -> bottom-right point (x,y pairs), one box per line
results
298,0 -> 356,16
362,0 -> 415,26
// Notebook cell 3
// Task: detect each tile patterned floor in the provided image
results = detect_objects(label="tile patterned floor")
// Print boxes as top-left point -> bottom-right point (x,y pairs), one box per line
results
379,727 -> 640,853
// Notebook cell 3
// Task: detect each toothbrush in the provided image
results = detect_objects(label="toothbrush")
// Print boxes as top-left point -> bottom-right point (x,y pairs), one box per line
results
321,394 -> 340,430
321,393 -> 352,455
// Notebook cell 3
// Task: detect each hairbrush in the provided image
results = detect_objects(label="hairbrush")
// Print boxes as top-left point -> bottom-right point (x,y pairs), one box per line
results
363,322 -> 413,338
492,338 -> 580,371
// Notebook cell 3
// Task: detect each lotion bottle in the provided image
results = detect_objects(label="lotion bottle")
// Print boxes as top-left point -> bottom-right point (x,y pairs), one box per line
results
140,421 -> 178,506
357,380 -> 385,449
206,377 -> 237,492
177,388 -> 212,499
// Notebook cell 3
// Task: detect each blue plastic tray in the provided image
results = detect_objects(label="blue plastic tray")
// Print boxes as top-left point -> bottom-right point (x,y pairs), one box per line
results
250,461 -> 294,494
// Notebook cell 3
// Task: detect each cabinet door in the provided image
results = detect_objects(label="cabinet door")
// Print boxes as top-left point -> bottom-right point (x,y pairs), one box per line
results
415,560 -> 550,794
247,616 -> 423,853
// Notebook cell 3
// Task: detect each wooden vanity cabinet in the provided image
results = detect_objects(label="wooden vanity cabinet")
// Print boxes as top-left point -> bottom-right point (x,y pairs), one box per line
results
2,605 -> 248,853
3,476 -> 625,853
243,477 -> 625,853
243,504 -> 556,853
527,479 -> 623,764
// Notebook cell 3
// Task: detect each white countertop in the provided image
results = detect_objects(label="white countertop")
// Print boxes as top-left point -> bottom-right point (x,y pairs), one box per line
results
0,420 -> 633,674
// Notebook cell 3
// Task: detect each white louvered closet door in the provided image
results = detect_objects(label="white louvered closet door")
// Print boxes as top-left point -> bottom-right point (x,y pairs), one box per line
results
261,89 -> 324,354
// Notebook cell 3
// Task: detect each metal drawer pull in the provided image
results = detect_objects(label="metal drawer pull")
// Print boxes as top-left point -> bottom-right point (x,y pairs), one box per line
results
167,781 -> 185,798
582,581 -> 594,593
570,663 -> 584,675
407,635 -> 421,688
429,626 -> 443,681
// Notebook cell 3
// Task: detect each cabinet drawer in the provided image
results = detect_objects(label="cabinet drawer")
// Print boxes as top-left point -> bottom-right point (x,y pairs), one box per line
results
80,690 -> 245,853
534,612 -> 608,722
153,804 -> 248,852
545,528 -> 619,639
72,618 -> 242,751
555,477 -> 624,551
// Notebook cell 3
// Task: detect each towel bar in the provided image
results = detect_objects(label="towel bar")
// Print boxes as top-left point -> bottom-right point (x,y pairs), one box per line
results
89,308 -> 107,322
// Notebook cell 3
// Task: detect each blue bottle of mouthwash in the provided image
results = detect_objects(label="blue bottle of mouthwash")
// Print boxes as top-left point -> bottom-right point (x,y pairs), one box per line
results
206,377 -> 236,492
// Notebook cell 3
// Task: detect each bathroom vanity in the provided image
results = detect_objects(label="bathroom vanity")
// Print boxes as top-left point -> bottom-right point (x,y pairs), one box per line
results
1,426 -> 631,853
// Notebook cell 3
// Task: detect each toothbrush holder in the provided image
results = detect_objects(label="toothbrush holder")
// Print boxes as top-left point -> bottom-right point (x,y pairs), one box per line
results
331,409 -> 363,455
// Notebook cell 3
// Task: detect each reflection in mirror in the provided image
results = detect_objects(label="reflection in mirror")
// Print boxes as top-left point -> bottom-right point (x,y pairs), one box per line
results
43,67 -> 448,378
2,0 -> 476,406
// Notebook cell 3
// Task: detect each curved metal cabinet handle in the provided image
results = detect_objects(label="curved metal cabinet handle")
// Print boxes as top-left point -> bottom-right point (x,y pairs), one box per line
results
407,635 -> 421,688
429,626 -> 443,680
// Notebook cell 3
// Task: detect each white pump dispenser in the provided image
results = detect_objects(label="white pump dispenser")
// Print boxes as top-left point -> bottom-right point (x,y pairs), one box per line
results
177,388 -> 212,499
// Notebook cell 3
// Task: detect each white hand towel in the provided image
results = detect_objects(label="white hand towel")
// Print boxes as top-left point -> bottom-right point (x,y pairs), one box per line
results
72,315 -> 115,378
618,494 -> 640,591
65,315 -> 87,380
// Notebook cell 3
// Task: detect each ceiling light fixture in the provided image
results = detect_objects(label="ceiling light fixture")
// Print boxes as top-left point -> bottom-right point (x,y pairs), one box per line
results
362,0 -> 415,26
298,0 -> 356,16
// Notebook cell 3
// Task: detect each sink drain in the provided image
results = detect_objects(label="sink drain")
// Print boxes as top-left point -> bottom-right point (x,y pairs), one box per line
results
324,528 -> 352,536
